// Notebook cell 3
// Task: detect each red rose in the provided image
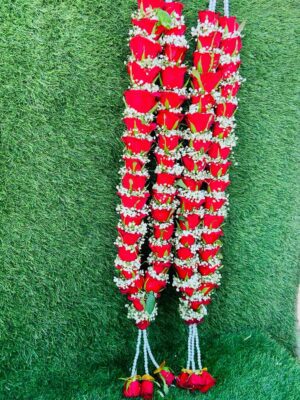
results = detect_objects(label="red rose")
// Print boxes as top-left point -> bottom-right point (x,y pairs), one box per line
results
212,122 -> 232,139
164,44 -> 187,63
118,245 -> 139,262
152,189 -> 175,205
161,66 -> 187,89
144,274 -> 166,293
188,372 -> 204,388
127,61 -> 161,84
209,142 -> 231,159
191,93 -> 215,112
193,52 -> 220,73
192,71 -> 222,93
164,1 -> 184,15
156,172 -> 176,185
131,18 -> 164,39
219,15 -> 239,33
122,136 -> 153,154
124,89 -> 157,113
198,370 -> 216,393
130,35 -> 162,60
202,230 -> 223,244
123,156 -> 146,172
157,110 -> 184,130
198,10 -> 218,24
123,378 -> 141,398
186,112 -> 214,133
198,264 -> 219,276
136,320 -> 150,330
119,268 -> 138,280
164,25 -> 186,36
177,246 -> 193,260
181,287 -> 195,296
190,138 -> 212,153
221,36 -> 242,55
221,82 -> 240,98
210,161 -> 231,177
158,134 -> 180,151
182,176 -> 204,191
153,223 -> 174,240
123,117 -> 156,134
131,297 -> 145,311
179,213 -> 201,230
140,379 -> 154,400
117,227 -> 142,246
118,192 -> 150,210
151,207 -> 174,222
175,265 -> 194,279
199,282 -> 218,295
182,154 -> 206,172
159,369 -> 175,386
176,371 -> 191,389
216,102 -> 237,117
152,260 -> 171,274
159,90 -> 186,109
207,179 -> 230,192
219,61 -> 241,79
197,31 -> 222,50
154,152 -> 176,168
199,246 -> 220,261
203,214 -> 224,229
179,234 -> 195,246
190,300 -> 204,310
179,196 -> 205,212
122,172 -> 148,191
149,242 -> 172,258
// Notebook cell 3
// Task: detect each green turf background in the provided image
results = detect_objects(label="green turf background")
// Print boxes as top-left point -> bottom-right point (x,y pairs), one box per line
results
0,0 -> 299,399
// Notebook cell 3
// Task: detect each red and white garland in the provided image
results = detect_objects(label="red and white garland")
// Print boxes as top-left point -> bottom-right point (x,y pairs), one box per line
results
115,0 -> 243,398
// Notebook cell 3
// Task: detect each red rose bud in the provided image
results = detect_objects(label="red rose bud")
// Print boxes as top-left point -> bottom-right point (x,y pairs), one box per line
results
199,246 -> 220,261
197,31 -> 222,50
164,44 -> 187,63
193,52 -> 220,73
144,274 -> 166,293
221,36 -> 242,55
131,297 -> 145,311
198,264 -> 219,276
161,66 -> 187,89
209,142 -> 231,159
152,260 -> 171,274
216,102 -> 237,118
202,230 -> 223,244
152,190 -> 175,205
122,172 -> 148,191
210,161 -> 231,177
198,10 -> 218,24
123,156 -> 146,172
130,35 -> 162,60
124,89 -> 157,113
157,110 -> 184,130
190,300 -> 204,310
136,320 -> 150,330
118,192 -> 150,209
120,276 -> 144,295
179,234 -> 195,246
119,268 -> 138,280
156,172 -> 176,185
140,378 -> 154,400
117,227 -> 142,246
154,152 -> 176,168
186,112 -> 214,133
199,282 -> 218,295
192,71 -> 222,93
176,371 -> 191,389
219,61 -> 241,79
127,61 -> 161,84
122,136 -> 153,154
221,82 -> 240,98
191,138 -> 212,153
123,117 -> 156,134
153,223 -> 174,240
151,207 -> 174,223
198,370 -> 216,393
191,93 -> 215,112
159,369 -> 175,386
219,15 -> 239,32
212,122 -> 232,139
149,242 -> 172,258
131,18 -> 164,39
182,154 -> 206,172
164,1 -> 184,15
179,196 -> 205,212
165,25 -> 186,36
179,213 -> 201,230
118,245 -> 139,262
207,179 -> 230,192
159,90 -> 186,109
177,246 -> 194,260
188,372 -> 205,389
175,265 -> 194,279
158,134 -> 180,151
181,287 -> 195,296
182,176 -> 204,191
203,214 -> 224,229
123,377 -> 141,398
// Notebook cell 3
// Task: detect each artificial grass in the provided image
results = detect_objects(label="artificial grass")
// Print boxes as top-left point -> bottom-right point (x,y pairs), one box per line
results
0,0 -> 299,399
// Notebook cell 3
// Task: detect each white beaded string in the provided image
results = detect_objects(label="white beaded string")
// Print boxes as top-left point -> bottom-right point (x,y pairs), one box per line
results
208,0 -> 215,11
131,329 -> 142,376
190,325 -> 196,371
186,325 -> 191,369
144,330 -> 159,369
143,330 -> 150,375
193,324 -> 203,370
224,0 -> 230,17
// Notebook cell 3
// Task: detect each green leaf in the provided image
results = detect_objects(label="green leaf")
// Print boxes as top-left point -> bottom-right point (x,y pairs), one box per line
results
175,179 -> 188,189
146,292 -> 156,315
156,9 -> 172,29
